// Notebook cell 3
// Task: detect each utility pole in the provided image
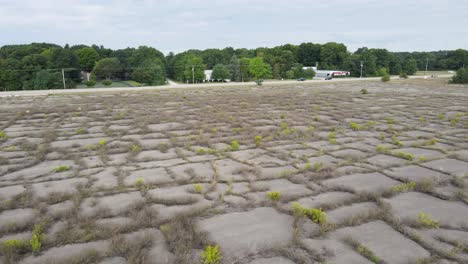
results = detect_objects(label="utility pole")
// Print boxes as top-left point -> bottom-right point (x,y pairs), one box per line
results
192,65 -> 195,84
62,68 -> 66,89
360,61 -> 363,78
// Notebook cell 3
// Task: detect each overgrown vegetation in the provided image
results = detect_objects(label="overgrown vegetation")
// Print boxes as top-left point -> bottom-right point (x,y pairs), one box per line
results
291,202 -> 327,224
201,245 -> 222,264
417,212 -> 439,229
267,191 -> 281,201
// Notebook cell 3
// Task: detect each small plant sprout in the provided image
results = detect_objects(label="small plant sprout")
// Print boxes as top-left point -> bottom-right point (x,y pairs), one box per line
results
386,117 -> 396,124
391,182 -> 416,193
349,122 -> 364,131
2,239 -> 29,261
99,139 -> 107,147
254,135 -> 262,147
131,144 -> 141,153
0,131 -> 8,139
194,183 -> 203,194
53,165 -> 70,173
134,177 -> 144,189
417,212 -> 439,229
360,88 -> 368,95
231,140 -> 240,151
30,224 -> 46,254
291,202 -> 327,224
267,191 -> 281,201
75,127 -> 87,134
201,245 -> 222,264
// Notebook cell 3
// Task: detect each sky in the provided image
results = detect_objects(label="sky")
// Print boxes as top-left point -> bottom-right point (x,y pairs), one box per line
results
1,0 -> 467,54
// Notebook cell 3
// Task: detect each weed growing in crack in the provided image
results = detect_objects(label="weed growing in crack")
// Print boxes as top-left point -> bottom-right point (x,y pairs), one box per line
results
391,182 -> 416,193
30,224 -> 46,254
254,135 -> 262,147
230,140 -> 240,151
417,212 -> 439,229
267,191 -> 281,201
201,245 -> 222,264
194,183 -> 203,194
53,165 -> 70,173
393,151 -> 415,161
292,202 -> 327,224
349,122 -> 364,131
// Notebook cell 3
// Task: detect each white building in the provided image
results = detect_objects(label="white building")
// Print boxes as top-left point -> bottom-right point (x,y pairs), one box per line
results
303,66 -> 350,78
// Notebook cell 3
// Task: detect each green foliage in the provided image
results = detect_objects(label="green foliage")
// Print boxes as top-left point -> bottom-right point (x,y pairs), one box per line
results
30,224 -> 46,254
53,165 -> 69,173
417,212 -> 439,229
131,59 -> 166,85
99,139 -> 107,146
76,127 -> 88,134
254,135 -> 262,147
360,88 -> 368,94
391,182 -> 416,193
328,131 -> 337,144
1,239 -> 30,262
134,177 -> 145,189
201,245 -> 222,264
102,79 -> 112,86
198,148 -> 207,155
357,245 -> 380,263
399,72 -> 408,78
386,117 -> 396,124
403,57 -> 418,75
249,57 -> 272,80
267,191 -> 281,201
92,57 -> 121,80
381,74 -> 390,82
75,47 -> 100,72
450,68 -> 468,84
211,64 -> 230,80
314,162 -> 324,172
131,144 -> 141,153
85,80 -> 96,87
194,183 -> 203,194
291,202 -> 327,224
230,140 -> 240,151
393,151 -> 415,161
0,131 -> 7,139
349,122 -> 364,131
376,145 -> 391,153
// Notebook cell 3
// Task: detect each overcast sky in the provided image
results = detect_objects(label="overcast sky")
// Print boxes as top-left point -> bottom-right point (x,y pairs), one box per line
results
1,0 -> 467,54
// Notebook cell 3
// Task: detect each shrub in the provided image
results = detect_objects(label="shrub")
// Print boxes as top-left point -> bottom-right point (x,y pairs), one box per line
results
102,79 -> 113,86
0,131 -> 7,139
1,239 -> 30,262
291,202 -> 327,224
201,245 -> 222,264
254,135 -> 262,147
230,140 -> 240,151
399,72 -> 408,79
53,165 -> 70,173
391,182 -> 416,193
76,127 -> 88,134
360,88 -> 368,94
30,224 -> 46,254
381,74 -> 390,82
393,151 -> 415,161
349,122 -> 364,131
255,79 -> 263,86
194,183 -> 203,194
450,68 -> 468,84
85,80 -> 96,87
267,191 -> 281,201
417,212 -> 439,229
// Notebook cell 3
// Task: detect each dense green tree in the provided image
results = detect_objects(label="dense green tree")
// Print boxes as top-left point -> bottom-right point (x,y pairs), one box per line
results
298,43 -> 321,66
289,63 -> 305,79
131,59 -> 166,85
403,57 -> 418,75
451,68 -> 468,84
320,42 -> 349,69
249,57 -> 272,80
32,70 -> 62,89
182,54 -> 205,83
228,55 -> 241,82
239,57 -> 250,81
75,47 -> 100,72
211,64 -> 230,80
128,46 -> 165,68
0,58 -> 22,91
92,58 -> 121,80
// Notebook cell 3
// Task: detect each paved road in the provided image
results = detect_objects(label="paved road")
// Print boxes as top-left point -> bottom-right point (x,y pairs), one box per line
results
0,74 -> 453,97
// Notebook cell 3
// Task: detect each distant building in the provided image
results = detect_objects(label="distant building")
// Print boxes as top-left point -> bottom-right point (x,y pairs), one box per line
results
303,66 -> 350,78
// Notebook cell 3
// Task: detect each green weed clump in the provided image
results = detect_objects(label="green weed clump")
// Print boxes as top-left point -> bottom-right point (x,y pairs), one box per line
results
230,140 -> 240,151
254,135 -> 262,147
267,191 -> 281,201
366,120 -> 377,127
394,151 -> 415,161
99,139 -> 107,147
328,131 -> 337,144
391,182 -> 416,193
1,239 -> 29,262
201,245 -> 222,264
135,178 -> 145,189
75,127 -> 88,134
357,245 -> 380,263
386,117 -> 396,124
360,88 -> 368,95
131,144 -> 141,153
314,162 -> 324,172
349,122 -> 364,131
425,139 -> 437,145
292,202 -> 327,224
53,165 -> 70,173
417,212 -> 439,229
0,131 -> 8,139
198,148 -> 207,155
194,183 -> 203,194
30,224 -> 46,254
376,145 -> 390,153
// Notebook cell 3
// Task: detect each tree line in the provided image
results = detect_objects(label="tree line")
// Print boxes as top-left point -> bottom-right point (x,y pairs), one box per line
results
1,42 -> 467,90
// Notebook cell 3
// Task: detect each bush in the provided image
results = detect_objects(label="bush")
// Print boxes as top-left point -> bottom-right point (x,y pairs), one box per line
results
399,72 -> 408,79
201,245 -> 222,264
255,79 -> 263,86
450,68 -> 468,84
267,191 -> 281,201
381,74 -> 390,82
102,79 -> 113,86
360,88 -> 368,94
85,80 -> 96,87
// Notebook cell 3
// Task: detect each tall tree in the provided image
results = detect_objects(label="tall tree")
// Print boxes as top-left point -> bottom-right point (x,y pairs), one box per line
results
403,57 -> 418,75
75,47 -> 100,72
92,58 -> 121,80
228,55 -> 241,82
211,64 -> 230,80
249,57 -> 272,80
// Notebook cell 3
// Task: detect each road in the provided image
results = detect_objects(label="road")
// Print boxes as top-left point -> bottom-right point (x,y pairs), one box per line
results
0,74 -> 453,97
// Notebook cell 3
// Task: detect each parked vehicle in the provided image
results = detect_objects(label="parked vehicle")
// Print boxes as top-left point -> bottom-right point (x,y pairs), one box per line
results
297,77 -> 305,81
